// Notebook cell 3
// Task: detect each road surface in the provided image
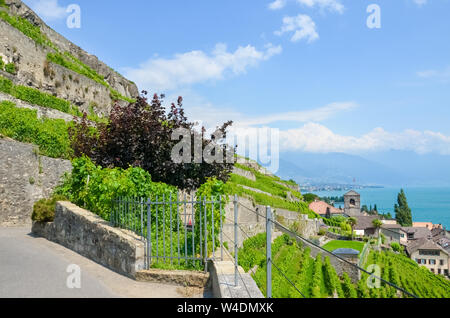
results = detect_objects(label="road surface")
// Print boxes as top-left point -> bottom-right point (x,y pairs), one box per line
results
0,227 -> 209,298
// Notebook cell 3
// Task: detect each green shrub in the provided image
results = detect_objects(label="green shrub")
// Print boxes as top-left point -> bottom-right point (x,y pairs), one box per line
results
56,156 -> 177,221
5,63 -> 15,74
391,242 -> 402,253
0,75 -> 13,93
194,178 -> 228,255
0,56 -> 4,70
32,195 -> 68,222
0,101 -> 72,158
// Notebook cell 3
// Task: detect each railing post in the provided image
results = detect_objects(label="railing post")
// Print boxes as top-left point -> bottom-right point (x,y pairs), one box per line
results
147,198 -> 152,270
234,194 -> 239,287
266,206 -> 272,299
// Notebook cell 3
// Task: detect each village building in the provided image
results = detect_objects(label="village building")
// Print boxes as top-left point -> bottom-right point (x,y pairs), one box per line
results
406,238 -> 449,277
431,227 -> 450,254
308,200 -> 347,218
401,227 -> 432,242
380,224 -> 405,244
353,215 -> 379,237
413,222 -> 443,230
343,190 -> 361,217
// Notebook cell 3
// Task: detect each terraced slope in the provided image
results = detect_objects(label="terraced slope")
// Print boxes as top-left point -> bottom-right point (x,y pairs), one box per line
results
227,160 -> 317,218
0,0 -> 138,117
239,233 -> 450,298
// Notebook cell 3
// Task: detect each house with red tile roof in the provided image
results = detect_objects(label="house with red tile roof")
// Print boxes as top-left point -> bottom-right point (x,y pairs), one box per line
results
308,200 -> 347,218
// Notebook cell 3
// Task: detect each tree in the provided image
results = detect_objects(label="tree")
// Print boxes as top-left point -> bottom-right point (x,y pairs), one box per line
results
372,219 -> 383,239
347,217 -> 357,239
304,193 -> 319,203
394,189 -> 412,227
374,204 -> 378,213
69,92 -> 235,190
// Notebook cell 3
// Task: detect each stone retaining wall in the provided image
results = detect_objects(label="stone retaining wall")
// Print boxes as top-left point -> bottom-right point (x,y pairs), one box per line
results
32,201 -> 145,278
0,139 -> 72,226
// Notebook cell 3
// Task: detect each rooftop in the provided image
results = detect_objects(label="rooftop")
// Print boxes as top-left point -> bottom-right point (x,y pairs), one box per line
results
344,190 -> 360,196
332,248 -> 360,256
354,216 -> 379,230
308,201 -> 342,216
402,227 -> 432,240
406,237 -> 449,256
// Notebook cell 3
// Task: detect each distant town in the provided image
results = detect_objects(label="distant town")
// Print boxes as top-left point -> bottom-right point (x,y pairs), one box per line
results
300,183 -> 384,193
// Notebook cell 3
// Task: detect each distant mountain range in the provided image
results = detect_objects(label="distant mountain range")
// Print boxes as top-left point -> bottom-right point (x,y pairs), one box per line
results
274,151 -> 450,187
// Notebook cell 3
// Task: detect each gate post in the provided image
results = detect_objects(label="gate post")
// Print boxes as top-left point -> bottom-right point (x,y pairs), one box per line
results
266,206 -> 272,298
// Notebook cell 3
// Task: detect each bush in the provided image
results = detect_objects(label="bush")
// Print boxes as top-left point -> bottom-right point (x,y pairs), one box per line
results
0,75 -> 13,94
5,63 -> 15,74
32,195 -> 68,222
69,93 -> 234,190
0,56 -> 4,70
194,178 -> 228,255
391,242 -> 402,253
56,156 -> 177,221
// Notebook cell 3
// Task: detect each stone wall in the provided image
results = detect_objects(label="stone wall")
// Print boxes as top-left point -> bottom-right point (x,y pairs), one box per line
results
32,201 -> 145,278
0,139 -> 72,226
1,0 -> 139,116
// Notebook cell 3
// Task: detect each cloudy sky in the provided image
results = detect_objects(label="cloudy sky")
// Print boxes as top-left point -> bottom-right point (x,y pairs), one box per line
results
24,0 -> 450,156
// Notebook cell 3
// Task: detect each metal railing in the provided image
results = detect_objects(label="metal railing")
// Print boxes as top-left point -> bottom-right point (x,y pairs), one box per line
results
111,194 -> 226,272
236,202 -> 418,299
111,194 -> 418,298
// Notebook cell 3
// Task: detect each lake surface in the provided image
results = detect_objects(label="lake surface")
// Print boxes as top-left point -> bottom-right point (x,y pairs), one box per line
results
312,187 -> 450,229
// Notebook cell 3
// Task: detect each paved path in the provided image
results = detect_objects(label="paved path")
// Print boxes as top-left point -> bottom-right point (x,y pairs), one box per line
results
0,227 -> 208,298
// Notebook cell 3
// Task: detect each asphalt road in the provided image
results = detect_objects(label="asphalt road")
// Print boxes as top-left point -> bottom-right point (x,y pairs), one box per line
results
0,227 -> 205,298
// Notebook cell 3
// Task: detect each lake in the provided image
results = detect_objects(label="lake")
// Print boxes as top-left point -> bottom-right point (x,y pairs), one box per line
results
312,187 -> 450,229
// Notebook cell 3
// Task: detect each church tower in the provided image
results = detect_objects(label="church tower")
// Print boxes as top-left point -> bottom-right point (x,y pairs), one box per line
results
344,190 -> 361,217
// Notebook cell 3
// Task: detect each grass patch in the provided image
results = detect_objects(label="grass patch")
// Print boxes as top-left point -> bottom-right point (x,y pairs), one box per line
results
0,100 -> 73,158
322,240 -> 365,255
226,182 -> 316,218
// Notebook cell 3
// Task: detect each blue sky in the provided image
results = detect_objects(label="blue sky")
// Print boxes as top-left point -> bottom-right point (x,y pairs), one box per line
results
24,0 -> 450,156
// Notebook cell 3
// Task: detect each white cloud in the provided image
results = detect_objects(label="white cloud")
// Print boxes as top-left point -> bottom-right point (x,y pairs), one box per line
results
413,0 -> 428,6
240,102 -> 357,126
268,0 -> 287,10
178,93 -> 356,130
296,0 -> 345,14
268,0 -> 344,13
275,14 -> 319,43
278,123 -> 450,155
174,93 -> 450,156
25,0 -> 67,21
124,43 -> 282,91
417,66 -> 450,79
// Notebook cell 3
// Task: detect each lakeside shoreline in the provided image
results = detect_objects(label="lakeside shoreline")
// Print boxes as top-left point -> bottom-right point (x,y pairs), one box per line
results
311,186 -> 450,229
